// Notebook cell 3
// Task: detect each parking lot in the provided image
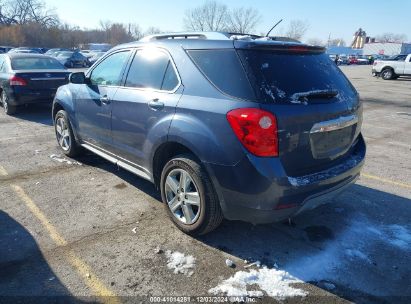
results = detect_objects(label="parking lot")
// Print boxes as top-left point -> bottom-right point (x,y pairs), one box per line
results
0,65 -> 410,303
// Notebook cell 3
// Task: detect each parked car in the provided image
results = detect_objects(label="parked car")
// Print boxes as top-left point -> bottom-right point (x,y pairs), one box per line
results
372,54 -> 411,80
0,53 -> 70,115
88,51 -> 106,65
8,47 -> 43,54
52,32 -> 365,235
45,48 -> 72,57
56,51 -> 89,68
80,50 -> 95,58
0,46 -> 14,54
337,55 -> 350,65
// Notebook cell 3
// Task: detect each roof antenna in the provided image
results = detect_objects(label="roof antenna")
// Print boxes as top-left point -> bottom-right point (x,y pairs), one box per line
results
265,19 -> 283,37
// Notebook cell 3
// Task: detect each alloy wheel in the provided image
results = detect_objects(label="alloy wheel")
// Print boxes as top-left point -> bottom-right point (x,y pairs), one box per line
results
55,117 -> 71,151
165,169 -> 201,225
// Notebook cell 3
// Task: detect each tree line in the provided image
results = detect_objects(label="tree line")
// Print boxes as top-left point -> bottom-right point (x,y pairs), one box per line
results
0,0 -> 407,48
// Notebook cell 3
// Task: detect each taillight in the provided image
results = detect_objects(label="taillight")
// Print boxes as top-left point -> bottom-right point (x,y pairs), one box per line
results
227,108 -> 278,157
10,75 -> 27,86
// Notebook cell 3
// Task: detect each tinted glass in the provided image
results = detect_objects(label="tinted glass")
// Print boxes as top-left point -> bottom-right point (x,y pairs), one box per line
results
238,50 -> 357,103
11,57 -> 65,70
162,62 -> 179,91
125,49 -> 178,90
188,49 -> 255,100
90,51 -> 130,86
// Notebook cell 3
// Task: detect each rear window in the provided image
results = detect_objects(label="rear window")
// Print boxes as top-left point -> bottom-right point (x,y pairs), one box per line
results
238,50 -> 357,103
11,57 -> 65,70
188,49 -> 255,100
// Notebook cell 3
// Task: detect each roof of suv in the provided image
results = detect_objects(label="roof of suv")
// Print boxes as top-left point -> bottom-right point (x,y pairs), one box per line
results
113,31 -> 325,52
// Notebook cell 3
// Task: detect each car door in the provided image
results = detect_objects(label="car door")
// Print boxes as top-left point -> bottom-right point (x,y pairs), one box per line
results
75,50 -> 131,150
111,47 -> 182,168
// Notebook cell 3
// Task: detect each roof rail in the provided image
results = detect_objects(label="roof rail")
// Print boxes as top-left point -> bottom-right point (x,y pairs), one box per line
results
140,32 -> 232,42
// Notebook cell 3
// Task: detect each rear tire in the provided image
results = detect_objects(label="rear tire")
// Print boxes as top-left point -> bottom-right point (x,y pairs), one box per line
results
54,110 -> 83,157
1,90 -> 17,115
160,154 -> 223,235
381,68 -> 395,80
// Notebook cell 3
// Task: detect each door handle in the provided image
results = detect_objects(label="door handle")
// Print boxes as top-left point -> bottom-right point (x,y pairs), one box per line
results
100,95 -> 110,104
148,98 -> 164,110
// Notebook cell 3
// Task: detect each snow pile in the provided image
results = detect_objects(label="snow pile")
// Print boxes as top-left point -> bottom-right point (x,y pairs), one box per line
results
209,267 -> 307,300
50,154 -> 82,166
165,250 -> 196,277
285,218 -> 411,287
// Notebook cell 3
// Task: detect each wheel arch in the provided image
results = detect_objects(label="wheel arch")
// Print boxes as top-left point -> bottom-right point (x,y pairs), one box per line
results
152,141 -> 201,189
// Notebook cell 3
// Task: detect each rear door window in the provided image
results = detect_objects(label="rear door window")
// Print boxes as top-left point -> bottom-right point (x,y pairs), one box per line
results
125,49 -> 179,91
188,49 -> 255,100
90,51 -> 130,86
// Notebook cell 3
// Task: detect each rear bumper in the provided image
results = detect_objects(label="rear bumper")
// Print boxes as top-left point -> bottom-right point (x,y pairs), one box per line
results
205,134 -> 366,224
7,88 -> 55,106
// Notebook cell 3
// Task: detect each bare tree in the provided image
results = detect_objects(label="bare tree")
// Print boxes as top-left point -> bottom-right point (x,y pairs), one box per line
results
306,38 -> 323,46
285,20 -> 309,41
376,33 -> 407,43
226,7 -> 261,34
328,38 -> 346,46
184,0 -> 229,31
0,0 -> 58,27
144,26 -> 162,36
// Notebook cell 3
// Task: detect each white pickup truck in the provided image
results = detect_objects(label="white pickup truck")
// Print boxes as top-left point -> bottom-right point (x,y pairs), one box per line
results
372,54 -> 411,80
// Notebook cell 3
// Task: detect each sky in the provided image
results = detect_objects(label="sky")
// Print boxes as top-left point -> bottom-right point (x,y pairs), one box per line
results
44,0 -> 411,44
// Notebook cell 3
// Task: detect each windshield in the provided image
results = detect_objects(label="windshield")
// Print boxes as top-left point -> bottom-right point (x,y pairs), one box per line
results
11,57 -> 65,70
238,50 -> 357,103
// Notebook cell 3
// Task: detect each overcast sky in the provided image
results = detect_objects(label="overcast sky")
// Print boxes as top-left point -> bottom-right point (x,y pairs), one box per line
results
44,0 -> 410,44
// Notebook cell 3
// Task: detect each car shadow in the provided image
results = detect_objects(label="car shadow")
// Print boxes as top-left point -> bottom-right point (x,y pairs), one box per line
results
12,104 -> 53,126
197,184 -> 411,303
0,211 -> 83,303
76,152 -> 161,201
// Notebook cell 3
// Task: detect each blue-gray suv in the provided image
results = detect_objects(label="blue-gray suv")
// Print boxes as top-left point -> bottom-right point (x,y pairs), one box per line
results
52,32 -> 366,235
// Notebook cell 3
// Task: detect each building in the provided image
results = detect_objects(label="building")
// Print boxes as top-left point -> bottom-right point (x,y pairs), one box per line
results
326,46 -> 363,56
362,42 -> 411,56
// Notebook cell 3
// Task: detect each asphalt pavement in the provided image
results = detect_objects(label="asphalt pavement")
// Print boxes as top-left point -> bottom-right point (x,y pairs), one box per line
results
0,65 -> 410,304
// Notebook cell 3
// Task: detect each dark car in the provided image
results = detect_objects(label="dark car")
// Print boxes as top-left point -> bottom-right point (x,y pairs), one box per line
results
56,51 -> 89,68
52,32 -> 365,235
0,46 -> 14,54
0,53 -> 70,115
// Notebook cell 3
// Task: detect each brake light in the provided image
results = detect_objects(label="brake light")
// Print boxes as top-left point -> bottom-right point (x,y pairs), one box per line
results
227,108 -> 278,157
10,75 -> 27,86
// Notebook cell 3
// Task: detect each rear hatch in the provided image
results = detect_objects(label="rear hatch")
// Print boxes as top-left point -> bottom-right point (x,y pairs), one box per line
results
14,70 -> 70,92
235,42 -> 362,176
11,56 -> 70,94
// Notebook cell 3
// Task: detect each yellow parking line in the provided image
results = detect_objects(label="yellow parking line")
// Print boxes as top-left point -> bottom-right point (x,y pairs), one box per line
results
10,183 -> 120,303
362,173 -> 411,189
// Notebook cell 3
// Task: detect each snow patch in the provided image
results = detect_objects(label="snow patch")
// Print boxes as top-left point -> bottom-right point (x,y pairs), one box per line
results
209,267 -> 307,300
165,250 -> 196,277
50,154 -> 82,165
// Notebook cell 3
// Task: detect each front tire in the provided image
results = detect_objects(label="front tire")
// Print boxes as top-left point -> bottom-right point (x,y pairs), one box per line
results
1,90 -> 17,115
54,110 -> 83,157
381,68 -> 395,80
160,155 -> 223,235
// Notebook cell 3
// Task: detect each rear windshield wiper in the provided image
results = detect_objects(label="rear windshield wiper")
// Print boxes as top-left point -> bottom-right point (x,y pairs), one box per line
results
290,90 -> 339,104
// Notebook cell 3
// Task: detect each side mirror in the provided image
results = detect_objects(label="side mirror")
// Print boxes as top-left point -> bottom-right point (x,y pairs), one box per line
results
69,72 -> 87,84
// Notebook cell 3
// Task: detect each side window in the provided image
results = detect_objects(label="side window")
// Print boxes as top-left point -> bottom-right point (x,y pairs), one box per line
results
0,57 -> 4,72
396,55 -> 406,62
90,51 -> 130,86
125,49 -> 179,91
